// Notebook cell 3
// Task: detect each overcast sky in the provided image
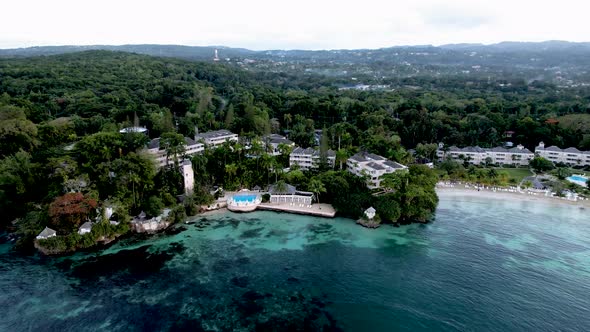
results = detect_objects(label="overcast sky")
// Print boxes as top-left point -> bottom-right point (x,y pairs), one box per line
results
1,0 -> 589,50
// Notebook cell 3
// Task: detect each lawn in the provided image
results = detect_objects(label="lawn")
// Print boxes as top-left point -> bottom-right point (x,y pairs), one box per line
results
494,168 -> 533,182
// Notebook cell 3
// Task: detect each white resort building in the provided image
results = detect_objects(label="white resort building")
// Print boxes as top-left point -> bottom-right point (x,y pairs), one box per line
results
195,130 -> 238,149
347,152 -> 408,189
436,143 -> 534,166
535,142 -> 590,166
263,134 -> 295,156
289,147 -> 336,170
147,136 -> 204,168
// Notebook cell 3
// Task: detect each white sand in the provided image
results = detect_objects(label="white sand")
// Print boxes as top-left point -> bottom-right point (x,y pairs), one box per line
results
436,186 -> 590,208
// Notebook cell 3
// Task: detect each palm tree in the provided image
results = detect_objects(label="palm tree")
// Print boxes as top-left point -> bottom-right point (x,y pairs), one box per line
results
225,163 -> 238,186
336,148 -> 348,170
308,178 -> 326,205
283,113 -> 292,131
160,132 -> 186,167
275,180 -> 288,194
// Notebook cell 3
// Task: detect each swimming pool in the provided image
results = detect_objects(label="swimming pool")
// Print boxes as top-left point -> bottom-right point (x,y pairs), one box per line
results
232,194 -> 257,203
567,175 -> 588,182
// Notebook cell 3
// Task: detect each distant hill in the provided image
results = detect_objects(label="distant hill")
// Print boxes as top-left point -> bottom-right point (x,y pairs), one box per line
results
2,41 -> 590,59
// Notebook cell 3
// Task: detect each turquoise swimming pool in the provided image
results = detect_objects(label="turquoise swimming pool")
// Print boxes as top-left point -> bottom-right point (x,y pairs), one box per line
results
233,194 -> 257,203
567,175 -> 588,182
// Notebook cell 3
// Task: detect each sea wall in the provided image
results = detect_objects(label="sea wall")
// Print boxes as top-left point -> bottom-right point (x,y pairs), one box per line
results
131,220 -> 171,233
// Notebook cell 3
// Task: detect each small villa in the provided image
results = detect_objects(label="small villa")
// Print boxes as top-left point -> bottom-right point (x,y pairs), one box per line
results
357,206 -> 380,228
36,227 -> 57,240
78,221 -> 93,235
268,183 -> 314,206
364,207 -> 376,220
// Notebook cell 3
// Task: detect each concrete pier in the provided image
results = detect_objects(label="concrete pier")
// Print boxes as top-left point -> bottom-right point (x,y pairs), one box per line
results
257,203 -> 336,218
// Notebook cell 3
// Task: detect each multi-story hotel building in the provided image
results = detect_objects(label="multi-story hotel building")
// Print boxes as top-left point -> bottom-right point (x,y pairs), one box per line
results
147,137 -> 204,168
289,147 -> 336,170
195,130 -> 238,149
436,144 -> 534,166
535,142 -> 590,166
346,152 -> 407,189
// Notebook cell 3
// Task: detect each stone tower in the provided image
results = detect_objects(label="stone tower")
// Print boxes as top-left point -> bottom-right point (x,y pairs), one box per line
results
182,160 -> 195,194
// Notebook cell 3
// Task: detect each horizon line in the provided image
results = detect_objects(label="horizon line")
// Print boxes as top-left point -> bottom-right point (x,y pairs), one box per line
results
1,39 -> 590,52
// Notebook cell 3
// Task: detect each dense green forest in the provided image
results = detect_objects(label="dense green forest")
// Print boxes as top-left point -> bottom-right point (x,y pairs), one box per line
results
1,50 -> 589,251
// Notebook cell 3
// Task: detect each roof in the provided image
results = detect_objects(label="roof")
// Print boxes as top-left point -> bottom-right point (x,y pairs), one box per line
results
184,137 -> 198,146
80,221 -> 93,230
366,162 -> 385,171
195,130 -> 236,139
148,138 -> 160,149
183,159 -> 192,166
508,147 -> 533,154
268,183 -> 297,194
38,227 -> 56,237
383,160 -> 407,169
349,152 -> 385,162
544,146 -> 562,152
524,176 -> 546,190
365,207 -> 376,213
564,147 -> 581,153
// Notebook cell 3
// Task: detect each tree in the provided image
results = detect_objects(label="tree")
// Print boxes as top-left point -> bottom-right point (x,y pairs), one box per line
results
374,195 -> 401,223
529,157 -> 554,173
415,143 -> 438,161
160,132 -> 186,167
308,178 -> 326,204
283,113 -> 292,131
381,165 -> 438,223
318,128 -> 330,170
48,192 -> 98,232
225,104 -> 235,129
143,196 -> 163,218
335,149 -> 348,170
0,105 -> 38,157
556,167 -> 572,180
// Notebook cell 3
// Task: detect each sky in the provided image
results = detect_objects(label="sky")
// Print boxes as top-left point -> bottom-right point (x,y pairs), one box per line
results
1,0 -> 589,50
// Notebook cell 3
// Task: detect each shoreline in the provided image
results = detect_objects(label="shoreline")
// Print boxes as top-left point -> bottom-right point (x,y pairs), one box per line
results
436,186 -> 590,208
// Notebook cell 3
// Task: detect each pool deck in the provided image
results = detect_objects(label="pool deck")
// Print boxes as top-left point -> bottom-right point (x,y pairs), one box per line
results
257,203 -> 336,218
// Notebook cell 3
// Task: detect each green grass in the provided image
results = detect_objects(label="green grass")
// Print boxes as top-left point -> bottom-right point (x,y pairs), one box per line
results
494,168 -> 533,182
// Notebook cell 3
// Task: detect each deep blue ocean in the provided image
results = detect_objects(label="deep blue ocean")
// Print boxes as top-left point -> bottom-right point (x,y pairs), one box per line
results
1,194 -> 589,331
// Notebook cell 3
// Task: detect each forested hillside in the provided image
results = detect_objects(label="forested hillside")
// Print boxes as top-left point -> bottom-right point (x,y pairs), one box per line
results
0,50 -> 589,250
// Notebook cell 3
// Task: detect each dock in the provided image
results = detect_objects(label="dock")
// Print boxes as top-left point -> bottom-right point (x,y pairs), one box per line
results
257,203 -> 336,218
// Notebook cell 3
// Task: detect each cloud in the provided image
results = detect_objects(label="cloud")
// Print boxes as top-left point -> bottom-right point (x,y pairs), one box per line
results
0,0 -> 589,49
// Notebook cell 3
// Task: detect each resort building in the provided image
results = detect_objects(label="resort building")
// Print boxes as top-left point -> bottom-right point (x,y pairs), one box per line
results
436,143 -> 534,166
78,221 -> 93,235
263,134 -> 295,156
346,152 -> 408,189
289,147 -> 336,170
195,129 -> 238,149
268,183 -> 314,206
535,142 -> 590,166
36,227 -> 56,240
146,137 -> 204,168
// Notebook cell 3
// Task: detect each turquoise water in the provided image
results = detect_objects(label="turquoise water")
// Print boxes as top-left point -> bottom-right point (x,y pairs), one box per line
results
568,175 -> 588,182
233,194 -> 257,203
1,195 -> 590,331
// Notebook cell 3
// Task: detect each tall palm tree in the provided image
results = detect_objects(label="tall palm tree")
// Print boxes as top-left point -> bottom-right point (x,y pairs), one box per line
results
335,148 -> 348,170
160,132 -> 186,167
283,113 -> 292,131
308,178 -> 326,204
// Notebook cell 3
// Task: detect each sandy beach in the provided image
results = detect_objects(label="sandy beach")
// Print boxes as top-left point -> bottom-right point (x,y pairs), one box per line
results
436,185 -> 590,208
